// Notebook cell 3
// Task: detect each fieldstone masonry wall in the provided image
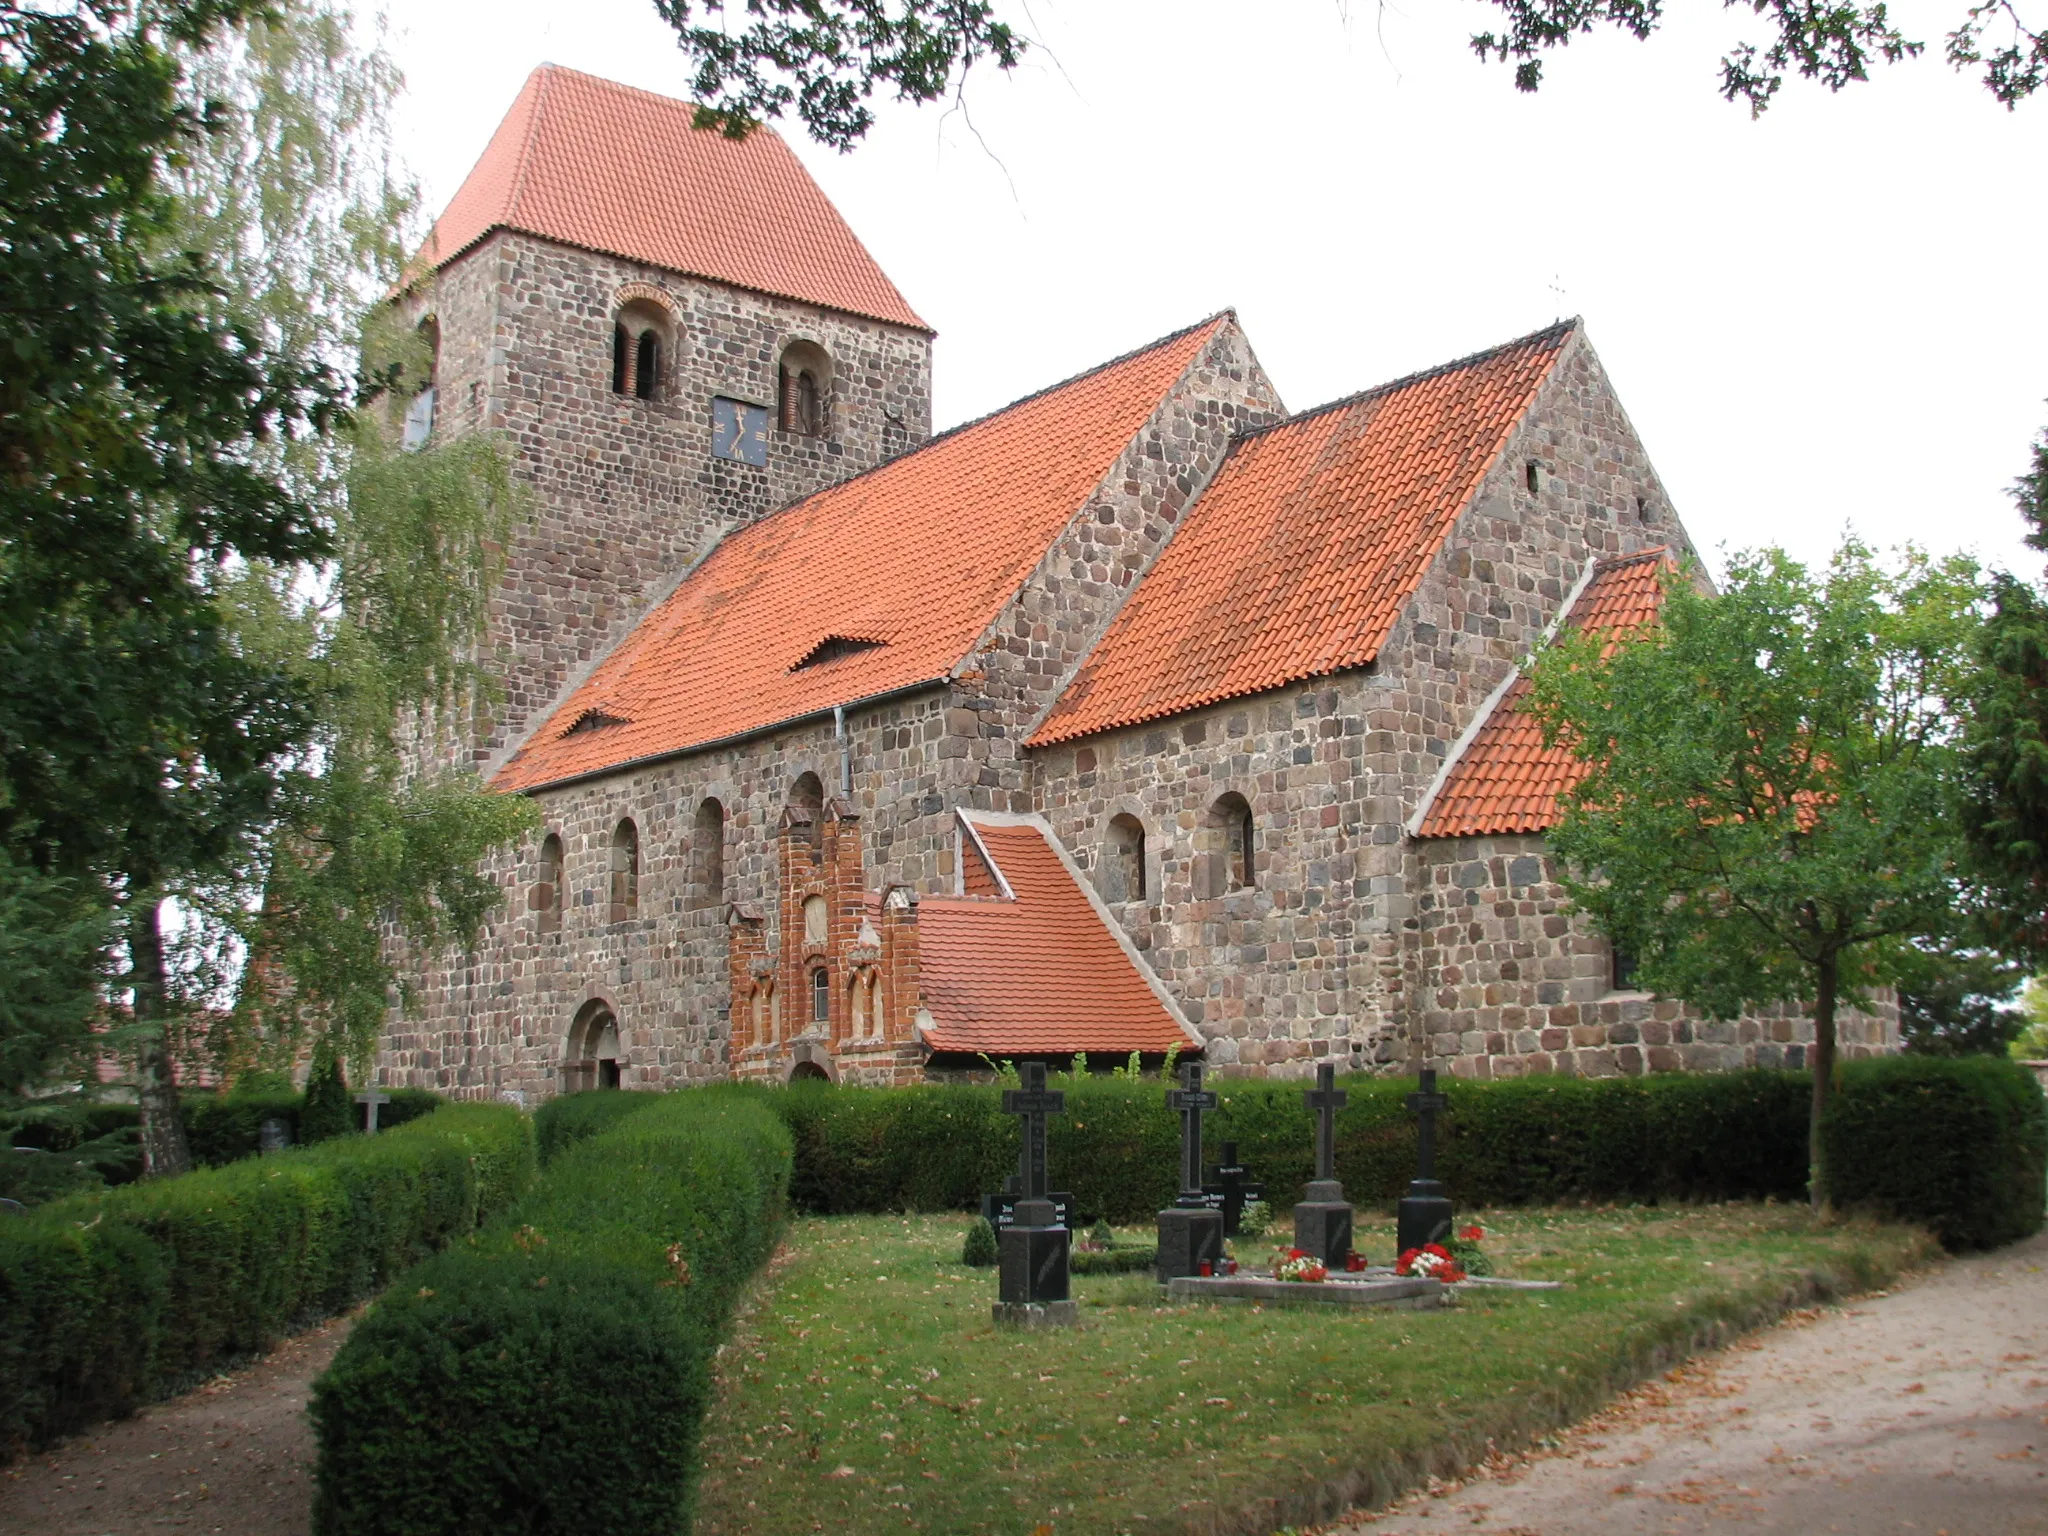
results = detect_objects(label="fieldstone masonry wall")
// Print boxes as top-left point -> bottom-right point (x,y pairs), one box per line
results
400,231 -> 933,767
1411,834 -> 1898,1077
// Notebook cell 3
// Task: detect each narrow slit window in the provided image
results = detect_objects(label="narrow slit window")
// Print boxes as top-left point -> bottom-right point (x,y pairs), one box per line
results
812,967 -> 829,1024
612,325 -> 628,395
635,330 -> 658,400
1525,461 -> 1542,495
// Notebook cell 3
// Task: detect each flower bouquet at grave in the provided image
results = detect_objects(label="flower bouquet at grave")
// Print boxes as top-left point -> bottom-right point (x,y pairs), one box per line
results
1271,1247 -> 1329,1283
1394,1242 -> 1467,1284
1445,1223 -> 1493,1277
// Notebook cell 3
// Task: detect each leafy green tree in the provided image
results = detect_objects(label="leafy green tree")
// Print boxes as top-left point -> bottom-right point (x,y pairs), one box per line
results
638,0 -> 2040,152
1961,428 -> 2048,955
1895,945 -> 2030,1056
1524,543 -> 1983,1207
159,1 -> 537,1080
2014,976 -> 2048,1058
2,1 -> 532,1173
1469,0 -> 2043,113
1,0 -> 342,1173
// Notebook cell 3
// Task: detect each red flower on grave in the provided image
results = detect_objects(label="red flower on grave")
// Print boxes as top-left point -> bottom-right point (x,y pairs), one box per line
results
1459,1225 -> 1485,1242
1395,1243 -> 1467,1284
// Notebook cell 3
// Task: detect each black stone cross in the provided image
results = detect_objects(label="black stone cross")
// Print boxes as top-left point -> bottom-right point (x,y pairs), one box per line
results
1407,1068 -> 1447,1181
1001,1062 -> 1066,1200
1396,1065 -> 1455,1254
1303,1062 -> 1348,1182
1166,1062 -> 1219,1203
1204,1140 -> 1264,1237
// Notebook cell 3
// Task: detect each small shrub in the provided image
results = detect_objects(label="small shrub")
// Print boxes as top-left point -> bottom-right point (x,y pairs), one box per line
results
1237,1199 -> 1271,1239
299,1058 -> 353,1144
961,1216 -> 998,1267
1070,1244 -> 1158,1276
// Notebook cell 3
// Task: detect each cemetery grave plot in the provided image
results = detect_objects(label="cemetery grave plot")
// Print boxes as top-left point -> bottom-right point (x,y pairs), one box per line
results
692,1203 -> 1932,1536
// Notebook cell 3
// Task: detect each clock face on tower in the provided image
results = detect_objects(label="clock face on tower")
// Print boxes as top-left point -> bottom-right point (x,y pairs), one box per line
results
711,396 -> 769,466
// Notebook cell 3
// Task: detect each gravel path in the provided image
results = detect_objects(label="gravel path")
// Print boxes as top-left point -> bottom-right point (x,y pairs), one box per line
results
0,1313 -> 353,1536
1331,1232 -> 2048,1536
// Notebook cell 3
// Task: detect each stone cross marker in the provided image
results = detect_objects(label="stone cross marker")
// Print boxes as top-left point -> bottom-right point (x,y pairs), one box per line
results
995,1062 -> 1075,1326
1304,1062 -> 1348,1182
354,1087 -> 391,1135
1396,1066 -> 1455,1254
1166,1062 -> 1219,1202
1293,1061 -> 1355,1266
1157,1062 -> 1225,1282
1000,1062 -> 1064,1201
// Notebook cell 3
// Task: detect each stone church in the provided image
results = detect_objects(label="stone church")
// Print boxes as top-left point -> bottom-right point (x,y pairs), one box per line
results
381,64 -> 1895,1101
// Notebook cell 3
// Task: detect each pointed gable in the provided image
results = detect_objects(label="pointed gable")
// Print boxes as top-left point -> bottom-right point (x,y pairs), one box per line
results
417,65 -> 927,332
493,317 -> 1229,793
1413,549 -> 1672,838
917,815 -> 1194,1055
1031,322 -> 1576,746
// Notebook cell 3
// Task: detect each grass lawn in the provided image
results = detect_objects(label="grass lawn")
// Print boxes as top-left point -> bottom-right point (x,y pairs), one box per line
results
692,1205 -> 1935,1536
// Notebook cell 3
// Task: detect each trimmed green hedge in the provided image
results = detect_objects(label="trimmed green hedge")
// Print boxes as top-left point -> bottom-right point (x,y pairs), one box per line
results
0,1102 -> 532,1458
1823,1055 -> 2047,1249
765,1061 -> 2044,1248
532,1086 -> 663,1164
312,1089 -> 792,1536
5,1087 -> 442,1196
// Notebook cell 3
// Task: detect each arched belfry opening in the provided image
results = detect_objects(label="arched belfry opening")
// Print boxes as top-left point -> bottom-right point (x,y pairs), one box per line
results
776,339 -> 832,437
562,999 -> 624,1093
611,295 -> 673,400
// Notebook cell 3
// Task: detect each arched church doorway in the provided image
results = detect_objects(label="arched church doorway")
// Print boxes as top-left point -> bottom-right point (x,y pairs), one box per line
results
563,999 -> 624,1093
789,1061 -> 830,1083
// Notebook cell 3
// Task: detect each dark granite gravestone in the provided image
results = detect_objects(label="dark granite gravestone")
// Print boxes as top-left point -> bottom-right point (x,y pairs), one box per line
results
1156,1063 -> 1225,1282
1396,1067 -> 1455,1255
1293,1062 -> 1355,1265
258,1116 -> 292,1154
994,1062 -> 1076,1327
1204,1141 -> 1264,1237
980,1189 -> 1075,1231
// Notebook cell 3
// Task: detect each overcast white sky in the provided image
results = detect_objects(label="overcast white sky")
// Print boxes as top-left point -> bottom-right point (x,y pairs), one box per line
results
366,0 -> 2046,580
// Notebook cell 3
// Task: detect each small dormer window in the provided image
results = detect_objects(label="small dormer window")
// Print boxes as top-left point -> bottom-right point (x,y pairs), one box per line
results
562,705 -> 629,737
790,634 -> 886,671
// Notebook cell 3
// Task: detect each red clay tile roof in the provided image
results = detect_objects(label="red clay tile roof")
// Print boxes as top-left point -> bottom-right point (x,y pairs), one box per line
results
418,65 -> 927,331
1031,322 -> 1577,747
917,816 -> 1194,1055
493,317 -> 1228,793
1413,549 -> 1671,838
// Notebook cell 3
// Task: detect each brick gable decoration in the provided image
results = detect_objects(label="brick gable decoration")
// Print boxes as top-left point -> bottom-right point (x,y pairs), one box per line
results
1414,549 -> 1672,838
1032,323 -> 1574,746
415,64 -> 928,331
494,316 -> 1230,793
